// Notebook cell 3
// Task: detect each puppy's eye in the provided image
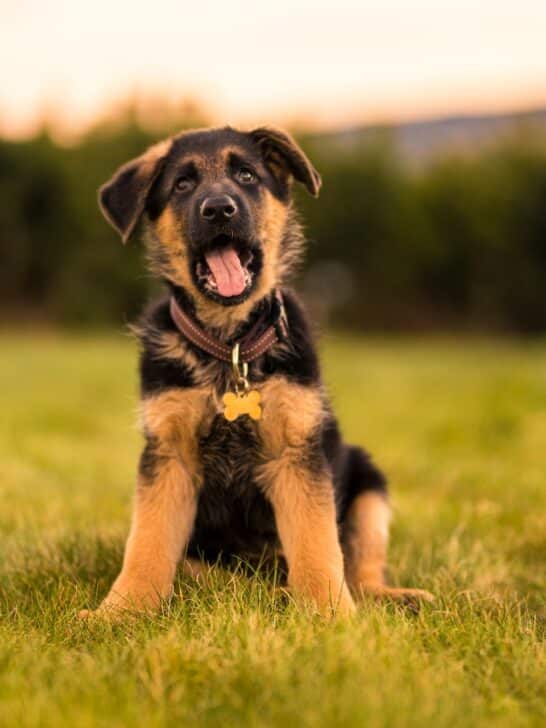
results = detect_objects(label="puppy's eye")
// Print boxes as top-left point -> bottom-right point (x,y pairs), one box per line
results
236,167 -> 257,184
174,176 -> 194,193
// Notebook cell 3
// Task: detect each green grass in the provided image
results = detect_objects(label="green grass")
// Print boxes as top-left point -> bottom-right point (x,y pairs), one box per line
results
1,332 -> 545,727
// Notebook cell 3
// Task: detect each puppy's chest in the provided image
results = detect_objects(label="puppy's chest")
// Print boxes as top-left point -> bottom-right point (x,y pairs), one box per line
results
195,413 -> 276,544
198,412 -> 262,495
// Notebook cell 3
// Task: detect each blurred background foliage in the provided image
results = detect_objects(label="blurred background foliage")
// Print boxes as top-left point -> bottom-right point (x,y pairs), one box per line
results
2,99 -> 546,333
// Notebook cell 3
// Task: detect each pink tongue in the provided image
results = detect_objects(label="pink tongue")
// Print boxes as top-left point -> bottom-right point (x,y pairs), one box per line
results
205,246 -> 246,297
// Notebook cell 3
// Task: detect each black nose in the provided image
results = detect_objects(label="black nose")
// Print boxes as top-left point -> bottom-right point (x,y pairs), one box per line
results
200,195 -> 238,222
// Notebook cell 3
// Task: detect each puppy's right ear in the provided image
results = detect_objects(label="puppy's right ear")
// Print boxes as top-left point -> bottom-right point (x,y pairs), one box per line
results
98,139 -> 171,243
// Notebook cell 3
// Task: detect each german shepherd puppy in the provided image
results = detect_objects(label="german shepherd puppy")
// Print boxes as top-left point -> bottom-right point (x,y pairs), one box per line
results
81,126 -> 433,619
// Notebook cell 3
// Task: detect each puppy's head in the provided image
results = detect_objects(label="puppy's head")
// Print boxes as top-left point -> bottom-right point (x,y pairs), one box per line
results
99,126 -> 320,315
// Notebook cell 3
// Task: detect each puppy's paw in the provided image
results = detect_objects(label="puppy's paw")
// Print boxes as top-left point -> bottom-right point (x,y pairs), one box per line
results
297,582 -> 356,619
357,585 -> 435,613
78,584 -> 169,622
77,602 -> 132,622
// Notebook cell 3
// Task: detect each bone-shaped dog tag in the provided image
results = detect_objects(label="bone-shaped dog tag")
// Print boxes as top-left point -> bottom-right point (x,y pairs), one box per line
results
222,390 -> 262,422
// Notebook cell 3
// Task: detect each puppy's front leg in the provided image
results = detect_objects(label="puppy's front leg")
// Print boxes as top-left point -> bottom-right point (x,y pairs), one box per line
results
265,463 -> 354,617
90,458 -> 197,616
259,378 -> 354,617
81,389 -> 207,618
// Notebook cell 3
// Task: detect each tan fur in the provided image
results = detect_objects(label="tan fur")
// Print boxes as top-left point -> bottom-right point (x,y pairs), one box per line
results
257,378 -> 354,617
148,207 -> 193,289
194,291 -> 267,336
343,492 -> 434,605
254,191 -> 288,295
154,205 -> 183,251
141,387 -> 216,477
259,377 -> 323,455
343,492 -> 391,589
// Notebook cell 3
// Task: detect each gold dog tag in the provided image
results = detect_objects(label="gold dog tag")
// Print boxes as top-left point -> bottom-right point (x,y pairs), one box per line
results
223,390 -> 262,422
223,343 -> 262,422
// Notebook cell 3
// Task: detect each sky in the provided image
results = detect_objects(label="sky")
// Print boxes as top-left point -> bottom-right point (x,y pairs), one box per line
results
2,0 -> 546,139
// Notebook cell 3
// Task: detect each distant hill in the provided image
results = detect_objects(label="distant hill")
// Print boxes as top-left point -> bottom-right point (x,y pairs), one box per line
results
316,107 -> 546,160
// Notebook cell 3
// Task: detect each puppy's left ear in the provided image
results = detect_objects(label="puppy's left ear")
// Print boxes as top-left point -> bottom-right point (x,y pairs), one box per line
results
250,127 -> 322,197
99,140 -> 171,243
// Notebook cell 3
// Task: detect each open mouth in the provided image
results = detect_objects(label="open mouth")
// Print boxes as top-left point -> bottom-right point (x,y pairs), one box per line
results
194,235 -> 261,304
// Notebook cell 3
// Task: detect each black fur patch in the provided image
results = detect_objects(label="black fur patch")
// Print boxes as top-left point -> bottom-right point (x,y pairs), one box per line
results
261,290 -> 321,386
188,415 -> 278,563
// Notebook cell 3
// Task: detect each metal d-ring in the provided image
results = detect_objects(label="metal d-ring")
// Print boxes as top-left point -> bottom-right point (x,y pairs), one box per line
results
231,343 -> 250,395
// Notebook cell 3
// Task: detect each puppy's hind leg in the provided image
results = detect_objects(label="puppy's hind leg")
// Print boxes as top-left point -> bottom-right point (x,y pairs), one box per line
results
341,448 -> 434,609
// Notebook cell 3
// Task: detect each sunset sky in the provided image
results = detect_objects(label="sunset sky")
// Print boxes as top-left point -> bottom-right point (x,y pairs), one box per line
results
2,0 -> 546,138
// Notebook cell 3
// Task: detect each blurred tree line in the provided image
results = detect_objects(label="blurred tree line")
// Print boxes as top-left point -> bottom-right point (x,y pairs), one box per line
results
1,102 -> 546,333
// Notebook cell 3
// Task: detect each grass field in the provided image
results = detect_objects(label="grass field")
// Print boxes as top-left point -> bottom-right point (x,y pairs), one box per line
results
0,332 -> 545,727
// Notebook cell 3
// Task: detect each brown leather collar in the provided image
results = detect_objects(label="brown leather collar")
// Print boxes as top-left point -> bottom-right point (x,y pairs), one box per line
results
169,291 -> 288,363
